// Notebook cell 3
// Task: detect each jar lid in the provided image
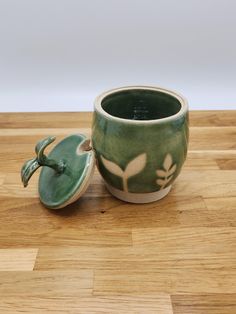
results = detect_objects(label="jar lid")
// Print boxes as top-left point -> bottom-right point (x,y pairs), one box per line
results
21,134 -> 95,209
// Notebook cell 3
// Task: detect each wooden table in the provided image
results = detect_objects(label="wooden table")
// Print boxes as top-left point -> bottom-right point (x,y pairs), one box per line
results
0,111 -> 235,313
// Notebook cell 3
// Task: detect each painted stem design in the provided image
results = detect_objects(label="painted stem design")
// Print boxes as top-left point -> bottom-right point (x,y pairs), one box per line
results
122,177 -> 128,192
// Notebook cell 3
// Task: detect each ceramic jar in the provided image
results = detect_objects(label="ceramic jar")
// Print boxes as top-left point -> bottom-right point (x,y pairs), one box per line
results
92,86 -> 189,203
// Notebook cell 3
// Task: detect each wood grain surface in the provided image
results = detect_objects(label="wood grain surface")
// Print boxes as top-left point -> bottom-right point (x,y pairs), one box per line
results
0,111 -> 235,313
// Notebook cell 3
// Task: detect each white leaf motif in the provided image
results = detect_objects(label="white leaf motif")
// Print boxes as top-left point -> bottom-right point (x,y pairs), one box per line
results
156,153 -> 177,189
156,170 -> 166,177
168,164 -> 176,176
163,154 -> 172,171
124,153 -> 147,178
156,179 -> 166,186
101,156 -> 124,177
165,176 -> 173,184
156,176 -> 172,188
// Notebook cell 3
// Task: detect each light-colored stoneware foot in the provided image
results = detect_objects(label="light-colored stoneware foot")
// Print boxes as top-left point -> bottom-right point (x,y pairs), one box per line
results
105,184 -> 172,203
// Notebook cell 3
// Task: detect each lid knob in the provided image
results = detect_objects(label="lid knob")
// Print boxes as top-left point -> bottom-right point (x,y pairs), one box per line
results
21,134 -> 95,209
21,136 -> 66,187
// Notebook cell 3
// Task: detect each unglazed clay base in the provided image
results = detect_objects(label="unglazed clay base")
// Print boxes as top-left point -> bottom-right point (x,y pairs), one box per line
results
105,184 -> 172,203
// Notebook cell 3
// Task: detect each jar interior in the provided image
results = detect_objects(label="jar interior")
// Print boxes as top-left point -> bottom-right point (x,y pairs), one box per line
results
101,89 -> 182,120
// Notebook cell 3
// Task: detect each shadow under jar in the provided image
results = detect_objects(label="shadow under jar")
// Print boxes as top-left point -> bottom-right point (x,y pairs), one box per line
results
92,86 -> 189,203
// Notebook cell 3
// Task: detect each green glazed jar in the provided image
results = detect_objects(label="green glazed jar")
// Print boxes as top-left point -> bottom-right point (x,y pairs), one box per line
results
92,86 -> 189,203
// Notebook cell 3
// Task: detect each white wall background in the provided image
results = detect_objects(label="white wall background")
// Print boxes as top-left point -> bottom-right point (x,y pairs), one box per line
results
0,0 -> 235,112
